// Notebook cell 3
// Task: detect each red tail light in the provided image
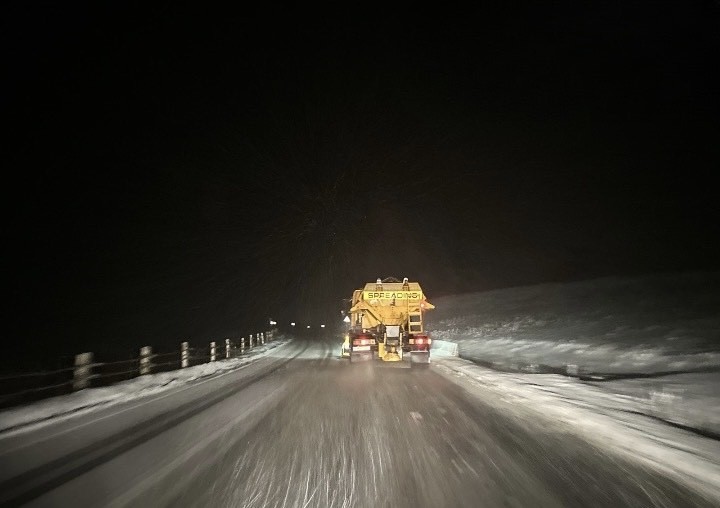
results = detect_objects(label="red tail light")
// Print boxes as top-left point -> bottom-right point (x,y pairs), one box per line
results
412,334 -> 430,346
353,334 -> 374,346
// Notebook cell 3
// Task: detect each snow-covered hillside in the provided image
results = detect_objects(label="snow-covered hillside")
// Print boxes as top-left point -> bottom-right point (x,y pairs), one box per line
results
427,270 -> 720,435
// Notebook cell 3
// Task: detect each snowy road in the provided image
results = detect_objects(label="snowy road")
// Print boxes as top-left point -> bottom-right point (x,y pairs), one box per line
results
0,339 -> 715,507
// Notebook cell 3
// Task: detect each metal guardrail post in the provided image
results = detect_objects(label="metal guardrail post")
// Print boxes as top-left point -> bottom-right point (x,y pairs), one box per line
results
1,326 -> 280,409
73,352 -> 93,391
181,341 -> 189,368
140,346 -> 152,375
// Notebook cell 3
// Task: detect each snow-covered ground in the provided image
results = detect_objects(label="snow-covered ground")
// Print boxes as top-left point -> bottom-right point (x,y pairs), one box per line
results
1,271 -> 718,502
2,271 -> 717,440
429,354 -> 720,502
421,271 -> 720,500
428,270 -> 720,436
0,338 -> 291,435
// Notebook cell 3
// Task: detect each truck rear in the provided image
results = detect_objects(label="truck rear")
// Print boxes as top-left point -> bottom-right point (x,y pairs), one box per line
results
343,277 -> 435,366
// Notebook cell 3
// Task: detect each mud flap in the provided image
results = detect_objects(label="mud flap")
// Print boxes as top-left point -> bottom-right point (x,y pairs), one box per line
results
410,351 -> 430,367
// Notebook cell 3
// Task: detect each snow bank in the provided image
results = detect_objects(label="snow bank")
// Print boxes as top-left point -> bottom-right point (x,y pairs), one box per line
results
428,271 -> 720,375
0,339 -> 291,434
426,271 -> 720,435
432,354 -> 720,503
430,339 -> 458,357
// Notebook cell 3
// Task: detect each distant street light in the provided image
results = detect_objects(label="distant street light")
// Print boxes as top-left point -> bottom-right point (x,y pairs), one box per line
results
307,325 -> 311,329
320,324 -> 325,328
290,322 -> 296,327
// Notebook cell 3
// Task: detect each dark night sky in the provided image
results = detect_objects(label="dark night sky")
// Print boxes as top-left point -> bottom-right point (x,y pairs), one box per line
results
2,2 -> 719,368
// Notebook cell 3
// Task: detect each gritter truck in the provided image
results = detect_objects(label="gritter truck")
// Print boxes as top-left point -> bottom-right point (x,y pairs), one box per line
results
341,277 -> 435,366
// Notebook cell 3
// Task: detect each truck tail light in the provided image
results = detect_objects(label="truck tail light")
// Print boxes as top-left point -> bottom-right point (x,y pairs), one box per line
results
411,335 -> 431,347
353,334 -> 373,346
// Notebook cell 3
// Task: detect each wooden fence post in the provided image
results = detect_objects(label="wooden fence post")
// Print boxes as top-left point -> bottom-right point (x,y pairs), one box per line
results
210,341 -> 216,362
73,352 -> 93,391
181,341 -> 189,368
225,338 -> 231,359
140,346 -> 152,375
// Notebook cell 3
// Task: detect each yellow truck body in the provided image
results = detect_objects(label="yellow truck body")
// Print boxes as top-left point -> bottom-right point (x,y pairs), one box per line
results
343,277 -> 434,364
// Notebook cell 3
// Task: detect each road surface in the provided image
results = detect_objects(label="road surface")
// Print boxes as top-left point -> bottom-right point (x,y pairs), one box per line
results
0,339 -> 713,507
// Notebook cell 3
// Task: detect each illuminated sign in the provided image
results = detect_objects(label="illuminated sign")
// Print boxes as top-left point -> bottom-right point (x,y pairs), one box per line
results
363,291 -> 422,301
